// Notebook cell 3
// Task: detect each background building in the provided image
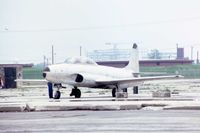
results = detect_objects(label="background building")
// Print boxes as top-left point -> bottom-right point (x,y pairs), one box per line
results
0,64 -> 33,88
87,46 -> 193,67
87,48 -> 177,61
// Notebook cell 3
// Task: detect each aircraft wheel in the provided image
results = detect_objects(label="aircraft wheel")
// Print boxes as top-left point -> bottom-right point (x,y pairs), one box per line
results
123,88 -> 127,92
54,91 -> 61,99
112,88 -> 116,97
74,89 -> 81,98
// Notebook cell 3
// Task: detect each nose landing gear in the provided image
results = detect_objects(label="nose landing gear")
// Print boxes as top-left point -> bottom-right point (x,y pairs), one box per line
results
47,82 -> 61,99
54,90 -> 61,99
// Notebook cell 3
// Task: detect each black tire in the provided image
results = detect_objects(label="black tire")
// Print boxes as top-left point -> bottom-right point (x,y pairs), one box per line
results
123,88 -> 127,92
112,88 -> 116,97
54,91 -> 61,99
74,89 -> 81,98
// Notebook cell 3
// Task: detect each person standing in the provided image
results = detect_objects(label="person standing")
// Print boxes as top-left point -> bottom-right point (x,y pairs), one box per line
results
0,77 -> 4,89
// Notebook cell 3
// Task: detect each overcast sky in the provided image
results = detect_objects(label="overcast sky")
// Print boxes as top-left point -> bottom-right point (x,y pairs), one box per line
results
1,0 -> 200,64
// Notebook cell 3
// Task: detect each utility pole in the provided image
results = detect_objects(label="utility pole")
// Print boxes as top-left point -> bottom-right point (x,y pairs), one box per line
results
176,43 -> 178,59
197,51 -> 199,64
191,46 -> 193,60
43,55 -> 46,68
52,45 -> 54,64
80,46 -> 82,56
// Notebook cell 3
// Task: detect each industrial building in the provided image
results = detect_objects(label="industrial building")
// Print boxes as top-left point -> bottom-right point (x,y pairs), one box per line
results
87,47 -> 177,61
89,45 -> 194,67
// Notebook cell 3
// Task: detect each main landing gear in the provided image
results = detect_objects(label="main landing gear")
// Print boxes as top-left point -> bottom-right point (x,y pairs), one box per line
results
70,86 -> 81,98
54,90 -> 61,99
112,87 -> 128,98
112,88 -> 116,97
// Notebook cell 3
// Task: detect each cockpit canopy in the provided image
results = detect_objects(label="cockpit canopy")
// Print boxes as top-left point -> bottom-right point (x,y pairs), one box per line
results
64,57 -> 97,65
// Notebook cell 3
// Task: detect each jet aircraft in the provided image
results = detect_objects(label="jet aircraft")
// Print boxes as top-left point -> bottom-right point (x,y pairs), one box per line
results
39,44 -> 182,99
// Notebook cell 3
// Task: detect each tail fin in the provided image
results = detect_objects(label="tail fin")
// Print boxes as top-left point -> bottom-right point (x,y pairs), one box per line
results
125,43 -> 139,74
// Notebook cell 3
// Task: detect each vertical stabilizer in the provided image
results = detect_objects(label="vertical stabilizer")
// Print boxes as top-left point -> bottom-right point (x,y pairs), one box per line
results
125,43 -> 139,74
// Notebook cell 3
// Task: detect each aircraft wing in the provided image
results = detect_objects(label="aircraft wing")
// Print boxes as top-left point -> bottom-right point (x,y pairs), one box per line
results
95,75 -> 183,85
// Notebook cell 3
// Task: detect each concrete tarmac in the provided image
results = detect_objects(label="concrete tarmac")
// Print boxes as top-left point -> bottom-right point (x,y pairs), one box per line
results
0,110 -> 200,133
1,79 -> 200,132
1,79 -> 200,112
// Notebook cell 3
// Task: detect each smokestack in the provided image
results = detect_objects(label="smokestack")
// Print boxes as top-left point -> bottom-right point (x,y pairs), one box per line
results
177,47 -> 184,59
191,46 -> 193,60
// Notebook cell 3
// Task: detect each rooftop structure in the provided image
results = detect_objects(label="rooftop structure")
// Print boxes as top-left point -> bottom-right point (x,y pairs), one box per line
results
87,49 -> 131,61
87,48 -> 177,61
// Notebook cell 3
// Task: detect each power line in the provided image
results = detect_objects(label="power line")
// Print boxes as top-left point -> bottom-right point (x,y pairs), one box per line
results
1,16 -> 200,33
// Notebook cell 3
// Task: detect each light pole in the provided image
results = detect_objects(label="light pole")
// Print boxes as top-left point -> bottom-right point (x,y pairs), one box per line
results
80,46 -> 82,56
52,45 -> 54,64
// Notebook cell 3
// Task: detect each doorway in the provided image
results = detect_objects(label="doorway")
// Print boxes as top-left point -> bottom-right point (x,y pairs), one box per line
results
4,67 -> 16,88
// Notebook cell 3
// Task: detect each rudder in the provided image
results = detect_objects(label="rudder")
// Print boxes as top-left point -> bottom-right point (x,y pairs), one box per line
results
125,43 -> 139,75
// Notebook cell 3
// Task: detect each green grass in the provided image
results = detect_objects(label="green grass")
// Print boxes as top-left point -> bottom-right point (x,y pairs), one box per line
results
140,64 -> 200,78
23,67 -> 43,79
22,64 -> 200,79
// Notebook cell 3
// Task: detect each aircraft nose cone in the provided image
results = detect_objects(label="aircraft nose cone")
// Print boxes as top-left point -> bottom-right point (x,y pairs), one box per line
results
42,72 -> 47,78
43,67 -> 50,78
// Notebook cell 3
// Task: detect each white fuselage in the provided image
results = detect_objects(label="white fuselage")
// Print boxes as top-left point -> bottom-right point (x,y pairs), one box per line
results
45,63 -> 136,88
